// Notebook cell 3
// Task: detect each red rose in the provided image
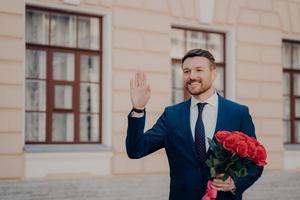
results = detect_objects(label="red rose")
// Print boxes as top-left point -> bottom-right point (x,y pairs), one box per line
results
236,140 -> 248,157
248,136 -> 260,145
254,145 -> 267,166
215,131 -> 230,143
223,134 -> 240,153
247,140 -> 257,159
233,131 -> 250,142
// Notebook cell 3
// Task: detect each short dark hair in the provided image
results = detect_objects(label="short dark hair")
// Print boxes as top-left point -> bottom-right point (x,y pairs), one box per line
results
181,49 -> 216,68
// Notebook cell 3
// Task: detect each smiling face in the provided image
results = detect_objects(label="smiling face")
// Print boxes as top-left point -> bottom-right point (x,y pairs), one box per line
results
182,56 -> 217,98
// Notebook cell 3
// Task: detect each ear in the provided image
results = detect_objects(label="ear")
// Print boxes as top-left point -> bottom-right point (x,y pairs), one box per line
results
211,67 -> 217,81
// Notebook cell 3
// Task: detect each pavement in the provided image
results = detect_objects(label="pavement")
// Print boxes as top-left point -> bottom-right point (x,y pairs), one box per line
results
0,170 -> 299,200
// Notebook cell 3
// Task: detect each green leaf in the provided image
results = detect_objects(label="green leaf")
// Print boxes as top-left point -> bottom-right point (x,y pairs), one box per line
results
230,155 -> 239,163
240,168 -> 248,177
211,167 -> 217,178
208,138 -> 217,150
222,173 -> 229,181
205,159 -> 211,167
228,169 -> 236,180
225,161 -> 235,171
212,158 -> 220,165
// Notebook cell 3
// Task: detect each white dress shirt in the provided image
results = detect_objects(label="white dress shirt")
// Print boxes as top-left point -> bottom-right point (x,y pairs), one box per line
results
190,92 -> 218,151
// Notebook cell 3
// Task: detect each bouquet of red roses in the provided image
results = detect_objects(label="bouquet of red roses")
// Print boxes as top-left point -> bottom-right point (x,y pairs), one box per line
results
201,131 -> 267,200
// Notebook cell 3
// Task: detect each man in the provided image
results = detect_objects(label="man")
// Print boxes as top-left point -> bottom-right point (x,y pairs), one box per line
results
126,49 -> 263,200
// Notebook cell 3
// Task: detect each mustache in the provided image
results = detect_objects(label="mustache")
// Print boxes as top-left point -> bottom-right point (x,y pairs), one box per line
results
187,79 -> 202,84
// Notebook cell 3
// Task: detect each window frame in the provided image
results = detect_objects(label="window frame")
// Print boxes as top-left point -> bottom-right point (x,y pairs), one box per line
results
283,39 -> 300,144
25,6 -> 103,144
171,26 -> 226,103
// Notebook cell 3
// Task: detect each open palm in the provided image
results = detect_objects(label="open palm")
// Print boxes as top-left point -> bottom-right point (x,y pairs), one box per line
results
130,71 -> 151,109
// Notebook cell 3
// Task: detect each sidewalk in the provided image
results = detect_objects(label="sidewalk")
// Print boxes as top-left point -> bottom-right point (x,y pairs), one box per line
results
0,170 -> 299,200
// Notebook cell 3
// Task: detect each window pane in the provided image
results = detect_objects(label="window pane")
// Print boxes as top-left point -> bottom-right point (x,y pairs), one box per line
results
295,98 -> 300,118
80,55 -> 99,82
283,120 -> 291,143
294,74 -> 300,96
186,31 -> 206,51
25,112 -> 46,142
54,85 -> 73,109
215,67 -> 224,92
26,80 -> 46,111
80,83 -> 99,113
26,49 -> 46,79
26,9 -> 49,44
292,44 -> 300,69
51,13 -> 76,47
172,62 -> 183,89
52,113 -> 74,141
295,121 -> 300,143
172,89 -> 184,104
80,114 -> 99,142
207,33 -> 224,62
283,96 -> 290,120
53,52 -> 75,81
171,29 -> 185,59
78,17 -> 100,50
282,43 -> 292,69
283,73 -> 290,95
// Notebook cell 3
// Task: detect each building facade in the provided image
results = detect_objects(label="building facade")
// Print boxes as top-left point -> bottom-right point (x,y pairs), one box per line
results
0,0 -> 298,179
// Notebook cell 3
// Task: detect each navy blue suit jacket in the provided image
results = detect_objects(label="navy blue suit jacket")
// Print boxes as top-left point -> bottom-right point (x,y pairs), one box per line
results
126,94 -> 263,200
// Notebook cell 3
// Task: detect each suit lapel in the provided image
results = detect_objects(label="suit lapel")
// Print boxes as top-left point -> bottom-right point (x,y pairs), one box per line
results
214,93 -> 226,135
181,98 -> 199,163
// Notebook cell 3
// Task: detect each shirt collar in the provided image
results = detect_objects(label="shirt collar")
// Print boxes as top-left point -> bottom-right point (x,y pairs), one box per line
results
190,91 -> 218,109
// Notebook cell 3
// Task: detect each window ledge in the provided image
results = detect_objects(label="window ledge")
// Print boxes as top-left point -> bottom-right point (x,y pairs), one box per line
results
24,144 -> 113,153
284,144 -> 300,151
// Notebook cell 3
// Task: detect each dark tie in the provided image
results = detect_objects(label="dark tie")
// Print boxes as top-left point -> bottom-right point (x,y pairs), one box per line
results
195,102 -> 207,162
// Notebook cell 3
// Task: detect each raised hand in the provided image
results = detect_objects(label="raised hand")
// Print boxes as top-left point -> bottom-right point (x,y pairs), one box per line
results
130,71 -> 151,109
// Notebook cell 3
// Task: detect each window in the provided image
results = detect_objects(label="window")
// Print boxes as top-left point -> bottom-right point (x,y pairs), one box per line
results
25,7 -> 102,144
282,40 -> 300,144
170,27 -> 226,104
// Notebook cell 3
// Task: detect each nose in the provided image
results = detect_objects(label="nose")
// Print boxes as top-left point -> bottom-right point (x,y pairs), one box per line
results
190,70 -> 197,79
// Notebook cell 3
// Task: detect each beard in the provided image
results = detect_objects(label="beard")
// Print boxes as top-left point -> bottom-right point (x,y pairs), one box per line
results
184,79 -> 212,96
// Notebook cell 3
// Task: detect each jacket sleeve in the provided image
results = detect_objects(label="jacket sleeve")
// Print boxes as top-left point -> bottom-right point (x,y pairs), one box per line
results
126,108 -> 168,159
233,106 -> 264,196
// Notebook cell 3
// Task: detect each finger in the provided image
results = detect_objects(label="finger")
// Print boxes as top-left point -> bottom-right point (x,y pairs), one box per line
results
214,185 -> 231,192
213,178 -> 230,184
135,72 -> 139,87
130,79 -> 134,89
141,72 -> 146,86
211,184 -> 225,192
211,185 -> 219,191
144,71 -> 147,82
212,182 -> 228,188
212,179 -> 224,185
216,174 -> 225,179
138,71 -> 143,87
212,184 -> 229,192
212,181 -> 230,189
140,71 -> 145,87
139,71 -> 143,86
213,179 -> 224,184
213,177 -> 227,183
147,84 -> 151,92
216,174 -> 230,183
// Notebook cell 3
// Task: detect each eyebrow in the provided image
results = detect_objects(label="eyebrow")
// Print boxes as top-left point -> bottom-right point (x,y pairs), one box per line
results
183,66 -> 205,70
